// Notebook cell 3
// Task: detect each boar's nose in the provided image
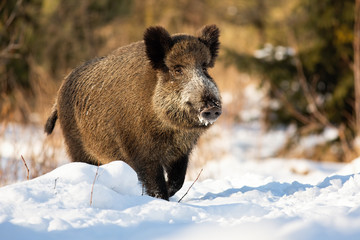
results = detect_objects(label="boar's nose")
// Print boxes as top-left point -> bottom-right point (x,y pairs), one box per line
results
200,106 -> 222,122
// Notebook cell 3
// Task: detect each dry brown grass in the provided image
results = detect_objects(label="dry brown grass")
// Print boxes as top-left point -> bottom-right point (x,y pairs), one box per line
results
0,121 -> 66,186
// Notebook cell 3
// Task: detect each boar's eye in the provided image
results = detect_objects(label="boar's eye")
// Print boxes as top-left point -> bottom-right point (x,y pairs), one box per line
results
173,65 -> 183,76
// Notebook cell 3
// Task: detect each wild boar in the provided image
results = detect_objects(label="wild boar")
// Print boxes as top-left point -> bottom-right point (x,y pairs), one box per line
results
45,25 -> 222,200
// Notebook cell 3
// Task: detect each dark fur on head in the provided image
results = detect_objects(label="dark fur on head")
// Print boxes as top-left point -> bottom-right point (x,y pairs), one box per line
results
144,26 -> 173,70
198,25 -> 220,67
145,25 -> 220,69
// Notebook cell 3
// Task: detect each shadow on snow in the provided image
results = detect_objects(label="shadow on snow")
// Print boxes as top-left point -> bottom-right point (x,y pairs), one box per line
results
201,173 -> 357,200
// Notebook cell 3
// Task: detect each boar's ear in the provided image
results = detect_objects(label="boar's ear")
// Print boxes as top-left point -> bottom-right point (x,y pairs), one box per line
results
198,25 -> 220,67
144,26 -> 173,70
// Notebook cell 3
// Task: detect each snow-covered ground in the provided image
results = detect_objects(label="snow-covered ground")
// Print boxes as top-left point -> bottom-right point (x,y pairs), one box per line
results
1,121 -> 360,240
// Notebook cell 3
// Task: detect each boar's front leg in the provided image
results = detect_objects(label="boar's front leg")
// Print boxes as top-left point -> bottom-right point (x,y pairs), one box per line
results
137,163 -> 169,200
166,155 -> 189,198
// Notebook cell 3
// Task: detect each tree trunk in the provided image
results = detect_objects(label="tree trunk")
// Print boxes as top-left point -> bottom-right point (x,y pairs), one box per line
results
354,0 -> 360,153
355,0 -> 360,134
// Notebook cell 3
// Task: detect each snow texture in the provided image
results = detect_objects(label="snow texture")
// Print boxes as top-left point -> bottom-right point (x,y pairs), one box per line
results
1,138 -> 360,239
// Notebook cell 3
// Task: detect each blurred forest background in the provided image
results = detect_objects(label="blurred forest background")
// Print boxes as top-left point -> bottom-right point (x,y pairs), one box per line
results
0,0 -> 358,183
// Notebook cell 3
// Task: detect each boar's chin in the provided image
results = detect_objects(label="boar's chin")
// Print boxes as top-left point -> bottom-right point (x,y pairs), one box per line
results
159,108 -> 207,130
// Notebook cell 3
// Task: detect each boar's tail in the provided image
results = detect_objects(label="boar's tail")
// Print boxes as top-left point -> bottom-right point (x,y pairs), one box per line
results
44,103 -> 58,135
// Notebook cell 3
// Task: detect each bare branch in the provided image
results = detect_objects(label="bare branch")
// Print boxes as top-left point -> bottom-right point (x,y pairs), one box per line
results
270,83 -> 312,125
178,168 -> 203,203
90,165 -> 99,206
0,42 -> 22,59
5,0 -> 23,28
20,155 -> 29,180
0,0 -> 24,60
293,56 -> 332,127
287,30 -> 333,128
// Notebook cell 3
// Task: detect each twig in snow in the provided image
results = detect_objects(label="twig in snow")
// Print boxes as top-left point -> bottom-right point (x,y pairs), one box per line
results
90,165 -> 99,206
54,177 -> 59,190
20,155 -> 30,180
178,168 -> 203,203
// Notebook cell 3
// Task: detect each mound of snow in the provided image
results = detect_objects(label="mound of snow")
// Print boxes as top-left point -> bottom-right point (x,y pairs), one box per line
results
1,160 -> 360,240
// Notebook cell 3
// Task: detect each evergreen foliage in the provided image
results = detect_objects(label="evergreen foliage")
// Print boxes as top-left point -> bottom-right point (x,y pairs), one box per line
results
226,0 -> 354,132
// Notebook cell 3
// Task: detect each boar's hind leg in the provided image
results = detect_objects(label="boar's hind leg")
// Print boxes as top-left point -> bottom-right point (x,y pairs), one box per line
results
66,139 -> 98,165
138,163 -> 169,200
166,155 -> 189,198
62,126 -> 99,165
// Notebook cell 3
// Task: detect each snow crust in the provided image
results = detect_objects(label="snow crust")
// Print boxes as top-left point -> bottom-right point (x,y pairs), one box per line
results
1,156 -> 360,239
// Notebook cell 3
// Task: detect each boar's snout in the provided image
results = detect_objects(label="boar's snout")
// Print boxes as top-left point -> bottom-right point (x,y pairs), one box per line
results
199,105 -> 222,126
201,106 -> 221,121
